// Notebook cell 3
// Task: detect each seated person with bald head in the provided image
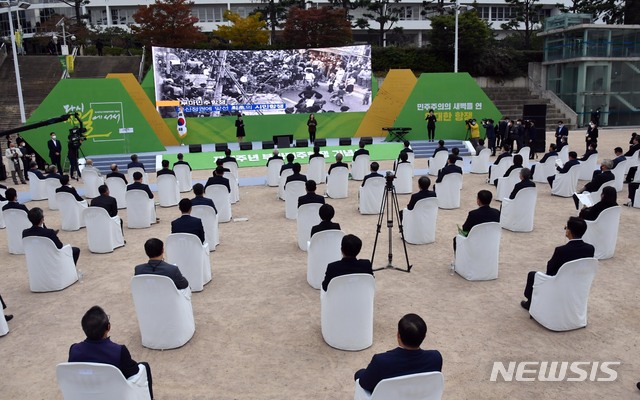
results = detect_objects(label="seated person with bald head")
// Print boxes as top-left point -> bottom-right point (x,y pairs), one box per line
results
327,153 -> 349,175
106,164 -> 128,183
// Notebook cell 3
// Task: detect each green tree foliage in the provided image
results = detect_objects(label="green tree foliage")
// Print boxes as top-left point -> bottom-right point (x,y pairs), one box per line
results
255,0 -> 302,44
60,0 -> 90,26
131,0 -> 206,48
500,0 -> 542,50
282,6 -> 353,48
213,10 -> 270,48
327,0 -> 372,28
362,0 -> 403,47
557,0 -> 626,24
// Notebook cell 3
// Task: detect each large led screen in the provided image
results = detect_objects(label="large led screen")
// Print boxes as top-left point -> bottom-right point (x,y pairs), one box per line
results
152,45 -> 372,118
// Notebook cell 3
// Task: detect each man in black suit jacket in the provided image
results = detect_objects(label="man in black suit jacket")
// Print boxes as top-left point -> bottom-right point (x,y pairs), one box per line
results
322,234 -> 374,291
436,154 -> 462,184
91,185 -> 122,233
508,168 -> 536,199
173,152 -> 192,170
280,153 -> 296,175
204,167 -> 231,192
156,160 -> 175,177
353,140 -> 369,160
327,153 -> 349,175
453,190 -> 500,251
127,154 -> 145,171
285,163 -> 307,189
579,186 -> 617,221
134,238 -> 189,290
361,162 -> 383,187
171,199 -> 205,243
106,164 -> 128,184
612,147 -> 626,169
28,162 -> 45,180
266,149 -> 283,166
555,121 -> 569,146
354,313 -> 443,393
625,136 -> 640,182
47,132 -> 63,173
308,145 -> 325,162
530,144 -> 557,176
398,140 -> 413,161
432,140 -> 447,158
580,142 -> 598,161
547,151 -> 580,187
521,216 -> 595,310
56,175 -> 86,202
2,188 -> 28,212
298,180 -> 325,208
580,160 -> 614,194
45,165 -> 62,180
219,148 -> 237,165
310,204 -> 341,237
494,154 -> 524,186
127,172 -> 154,199
405,176 -> 436,211
191,183 -> 217,214
23,207 -> 80,265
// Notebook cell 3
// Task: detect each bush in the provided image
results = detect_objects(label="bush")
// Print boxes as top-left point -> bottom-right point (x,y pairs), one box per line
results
104,46 -> 124,56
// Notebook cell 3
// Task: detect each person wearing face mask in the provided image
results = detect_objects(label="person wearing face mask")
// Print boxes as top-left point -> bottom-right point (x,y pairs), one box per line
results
585,121 -> 598,152
47,132 -> 63,173
5,142 -> 26,185
555,121 -> 569,147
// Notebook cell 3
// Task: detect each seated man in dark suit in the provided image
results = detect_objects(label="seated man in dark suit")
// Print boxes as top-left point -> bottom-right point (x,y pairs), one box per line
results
454,190 -> 500,250
310,204 -> 341,237
2,188 -> 28,212
579,186 -> 617,221
191,183 -> 217,214
285,163 -> 307,189
578,159 -> 614,195
612,147 -> 626,169
547,151 -> 579,188
308,145 -> 324,162
354,313 -> 443,393
173,152 -> 192,170
127,154 -> 145,171
508,168 -> 535,200
45,165 -> 62,180
625,135 -> 640,182
204,166 -> 231,192
398,140 -> 413,161
219,148 -> 237,165
68,306 -> 154,400
580,142 -> 598,161
56,175 -> 86,203
171,198 -> 205,243
393,152 -> 411,170
400,176 -> 436,221
353,140 -> 369,160
298,180 -> 325,208
134,238 -> 189,290
494,154 -> 523,186
322,234 -> 374,291
156,159 -> 175,177
530,143 -> 557,176
280,153 -> 296,175
361,162 -> 383,187
28,161 -> 45,180
215,158 -> 231,173
327,153 -> 349,175
106,164 -> 128,184
487,145 -> 512,178
90,184 -> 122,233
451,147 -> 463,162
436,154 -> 463,184
432,140 -> 447,158
266,149 -> 283,166
23,207 -> 80,265
127,171 -> 154,199
521,216 -> 595,310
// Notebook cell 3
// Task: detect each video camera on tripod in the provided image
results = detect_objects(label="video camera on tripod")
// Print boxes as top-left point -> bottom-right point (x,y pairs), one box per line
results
67,112 -> 87,149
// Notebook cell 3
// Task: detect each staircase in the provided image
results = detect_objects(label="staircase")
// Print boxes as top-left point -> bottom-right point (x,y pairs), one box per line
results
412,140 -> 471,158
72,56 -> 141,79
483,87 -> 573,131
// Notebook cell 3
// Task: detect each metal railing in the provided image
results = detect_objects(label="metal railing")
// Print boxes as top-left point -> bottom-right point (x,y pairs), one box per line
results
60,45 -> 78,80
138,45 -> 146,83
0,43 -> 7,67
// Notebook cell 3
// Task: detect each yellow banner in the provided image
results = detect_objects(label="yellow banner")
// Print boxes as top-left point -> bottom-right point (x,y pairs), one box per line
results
66,55 -> 74,73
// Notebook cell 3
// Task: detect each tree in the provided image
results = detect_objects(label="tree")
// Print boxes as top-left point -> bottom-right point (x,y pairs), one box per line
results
362,0 -> 403,47
60,0 -> 90,26
557,0 -> 625,24
213,10 -> 270,48
500,0 -> 542,50
327,0 -> 371,28
255,0 -> 301,44
282,6 -> 353,48
624,0 -> 640,24
132,0 -> 207,48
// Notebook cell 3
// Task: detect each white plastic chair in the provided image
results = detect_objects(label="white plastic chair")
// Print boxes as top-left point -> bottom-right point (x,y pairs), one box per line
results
500,187 -> 537,232
205,185 -> 232,223
307,229 -> 344,289
223,161 -> 239,181
297,203 -> 322,251
551,164 -> 580,197
359,177 -> 385,215
495,168 -> 522,202
127,168 -> 149,185
56,192 -> 87,231
284,181 -> 306,220
625,149 -> 640,174
558,146 -> 569,164
354,372 -> 445,400
427,151 -> 448,177
46,179 -> 60,210
130,275 -> 195,350
610,159 -> 627,192
307,157 -> 326,183
56,362 -> 151,400
156,174 -> 180,207
517,146 -> 531,168
532,156 -> 558,183
454,222 -> 501,281
224,171 -> 240,204
394,163 -> 413,194
403,198 -> 438,245
191,205 -> 219,251
578,180 -> 615,208
278,169 -> 294,200
165,233 -> 211,292
582,206 -> 621,260
125,190 -> 156,229
3,208 -> 30,254
352,154 -> 370,181
529,258 -> 598,331
470,148 -> 491,174
320,274 -> 375,351
173,164 -> 192,193
83,207 -> 124,253
488,157 -> 513,184
106,177 -> 127,209
23,236 -> 78,292
407,152 -> 415,166
82,170 -> 103,199
27,171 -> 48,201
0,304 -> 8,336
0,201 -> 6,229
435,173 -> 463,209
326,166 -> 349,199
578,153 -> 599,181
267,159 -> 284,187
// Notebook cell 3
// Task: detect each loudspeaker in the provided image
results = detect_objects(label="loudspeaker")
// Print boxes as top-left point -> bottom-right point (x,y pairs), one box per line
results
240,142 -> 252,150
522,104 -> 547,154
339,138 -> 351,146
262,140 -> 275,149
314,138 -> 326,147
189,144 -> 202,153
361,137 -> 373,145
215,143 -> 228,152
296,139 -> 309,147
274,135 -> 293,149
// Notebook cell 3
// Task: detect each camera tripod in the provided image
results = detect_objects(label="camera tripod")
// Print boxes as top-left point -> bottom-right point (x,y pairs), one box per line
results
371,177 -> 412,273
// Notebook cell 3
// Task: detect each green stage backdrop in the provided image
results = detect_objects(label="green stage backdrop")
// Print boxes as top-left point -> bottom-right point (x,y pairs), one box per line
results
22,79 -> 166,159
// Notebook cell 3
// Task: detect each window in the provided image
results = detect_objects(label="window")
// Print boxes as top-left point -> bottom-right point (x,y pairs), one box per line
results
397,6 -> 418,21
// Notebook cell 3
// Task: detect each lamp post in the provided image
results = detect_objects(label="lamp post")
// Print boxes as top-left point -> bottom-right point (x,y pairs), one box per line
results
0,1 -> 30,124
444,1 -> 473,73
52,18 -> 75,56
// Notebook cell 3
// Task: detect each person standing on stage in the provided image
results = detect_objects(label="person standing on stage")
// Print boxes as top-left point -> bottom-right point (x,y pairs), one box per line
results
425,109 -> 437,142
47,132 -> 63,173
235,113 -> 246,143
307,114 -> 318,144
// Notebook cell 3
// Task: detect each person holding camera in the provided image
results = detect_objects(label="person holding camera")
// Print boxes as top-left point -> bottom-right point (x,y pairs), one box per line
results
466,119 -> 480,149
5,142 -> 26,185
481,119 -> 496,155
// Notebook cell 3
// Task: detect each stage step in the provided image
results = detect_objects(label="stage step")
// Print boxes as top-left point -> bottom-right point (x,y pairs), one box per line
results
83,154 -> 158,175
410,140 -> 471,158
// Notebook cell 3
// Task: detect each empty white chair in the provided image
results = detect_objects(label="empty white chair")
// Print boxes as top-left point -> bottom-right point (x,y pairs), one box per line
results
558,145 -> 569,164
495,168 -> 522,202
156,174 -> 180,207
3,208 -> 30,254
127,167 -> 149,185
326,166 -> 349,199
532,156 -> 558,183
427,151 -> 448,177
23,236 -> 78,292
46,179 -> 60,210
223,161 -> 239,181
278,169 -> 294,200
529,258 -> 598,331
354,371 -> 445,400
352,154 -> 370,181
27,171 -> 48,201
394,163 -> 413,194
56,362 -> 151,400
307,230 -> 344,289
307,157 -> 326,183
106,177 -> 127,209
267,158 -> 284,187
578,153 -> 599,181
470,148 -> 491,174
550,164 -> 580,197
359,177 -> 385,215
297,203 -> 323,251
435,173 -> 462,209
165,233 -> 211,292
582,206 -> 621,260
205,185 -> 232,223
610,159 -> 627,191
500,187 -> 537,232
625,149 -> 640,173
125,190 -> 156,229
224,171 -> 240,204
83,207 -> 124,253
454,222 -> 501,281
174,164 -> 192,192
321,274 -> 375,351
130,275 -> 195,349
0,200 -> 6,229
402,198 -> 438,245
191,205 -> 219,251
284,180 -> 306,220
517,147 -> 531,168
56,192 -> 87,231
487,157 -> 513,184
82,169 -> 104,199
0,304 -> 8,336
